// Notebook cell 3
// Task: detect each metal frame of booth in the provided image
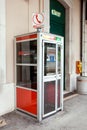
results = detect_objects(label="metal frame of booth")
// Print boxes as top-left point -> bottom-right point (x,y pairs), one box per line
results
14,32 -> 64,121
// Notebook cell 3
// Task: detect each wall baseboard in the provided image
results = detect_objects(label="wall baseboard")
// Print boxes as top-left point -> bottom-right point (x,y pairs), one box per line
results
0,83 -> 15,116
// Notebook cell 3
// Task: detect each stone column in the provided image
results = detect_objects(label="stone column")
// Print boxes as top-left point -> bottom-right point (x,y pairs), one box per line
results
0,0 -> 6,83
82,0 -> 87,76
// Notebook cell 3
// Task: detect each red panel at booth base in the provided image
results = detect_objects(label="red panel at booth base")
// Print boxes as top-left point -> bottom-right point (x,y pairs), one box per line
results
16,87 -> 37,115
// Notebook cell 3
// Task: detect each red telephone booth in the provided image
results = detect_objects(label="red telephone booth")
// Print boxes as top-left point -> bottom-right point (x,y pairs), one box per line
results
15,32 -> 64,121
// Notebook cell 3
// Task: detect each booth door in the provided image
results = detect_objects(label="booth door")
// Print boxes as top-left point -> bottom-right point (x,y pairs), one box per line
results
42,41 -> 63,117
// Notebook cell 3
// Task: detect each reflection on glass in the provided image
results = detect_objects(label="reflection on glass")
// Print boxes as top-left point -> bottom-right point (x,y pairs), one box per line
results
16,40 -> 37,64
57,80 -> 60,108
44,43 -> 56,76
44,81 -> 55,114
58,46 -> 61,74
17,66 -> 37,90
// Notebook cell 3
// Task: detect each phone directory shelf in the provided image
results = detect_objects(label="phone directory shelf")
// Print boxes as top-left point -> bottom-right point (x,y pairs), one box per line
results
15,32 -> 64,121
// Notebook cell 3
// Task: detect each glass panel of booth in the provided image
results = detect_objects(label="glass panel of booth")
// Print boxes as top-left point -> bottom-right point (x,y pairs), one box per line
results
44,42 -> 56,76
16,40 -> 37,64
17,66 -> 37,90
16,40 -> 37,90
57,79 -> 61,108
58,45 -> 61,74
44,81 -> 55,114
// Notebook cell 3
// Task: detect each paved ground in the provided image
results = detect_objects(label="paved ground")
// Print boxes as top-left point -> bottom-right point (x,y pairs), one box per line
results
1,94 -> 87,130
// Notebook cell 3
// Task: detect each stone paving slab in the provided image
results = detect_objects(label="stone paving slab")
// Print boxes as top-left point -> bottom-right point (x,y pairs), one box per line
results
0,118 -> 6,128
1,94 -> 87,130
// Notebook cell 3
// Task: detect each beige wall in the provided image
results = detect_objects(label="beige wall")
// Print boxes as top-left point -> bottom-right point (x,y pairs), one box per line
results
71,0 -> 81,73
0,0 -> 81,116
57,0 -> 81,91
82,0 -> 87,76
72,0 -> 81,61
29,0 -> 39,32
0,0 -> 6,83
0,0 -> 15,116
69,0 -> 81,91
6,0 -> 40,83
1,0 -> 40,116
6,0 -> 29,83
0,0 -> 82,117
6,0 -> 81,87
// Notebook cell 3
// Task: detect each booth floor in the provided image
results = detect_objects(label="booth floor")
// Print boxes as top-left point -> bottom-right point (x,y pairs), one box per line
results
1,94 -> 87,130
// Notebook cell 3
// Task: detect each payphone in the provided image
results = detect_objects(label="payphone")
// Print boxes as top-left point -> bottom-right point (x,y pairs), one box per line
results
15,32 -> 64,121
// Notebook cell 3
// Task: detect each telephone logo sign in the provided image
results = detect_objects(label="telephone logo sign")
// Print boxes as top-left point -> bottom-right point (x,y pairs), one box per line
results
32,13 -> 44,28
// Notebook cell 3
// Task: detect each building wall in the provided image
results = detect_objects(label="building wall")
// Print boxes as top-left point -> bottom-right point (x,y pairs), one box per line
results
0,0 -> 39,116
82,0 -> 87,76
69,0 -> 81,91
59,0 -> 81,91
71,0 -> 81,68
0,0 -> 6,84
44,0 -> 81,91
0,0 -> 7,116
0,0 -> 81,115
6,0 -> 29,83
28,0 -> 39,32
6,0 -> 40,83
0,0 -> 15,116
